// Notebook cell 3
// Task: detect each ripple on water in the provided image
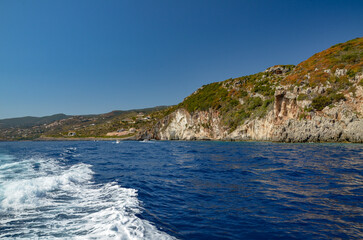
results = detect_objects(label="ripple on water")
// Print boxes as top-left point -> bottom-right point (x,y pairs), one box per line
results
0,141 -> 362,240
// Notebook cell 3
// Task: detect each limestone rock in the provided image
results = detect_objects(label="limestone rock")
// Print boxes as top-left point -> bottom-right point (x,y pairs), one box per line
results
335,68 -> 347,77
138,68 -> 363,143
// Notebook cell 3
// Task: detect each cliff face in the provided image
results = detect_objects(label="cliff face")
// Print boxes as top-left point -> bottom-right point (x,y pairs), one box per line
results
230,74 -> 363,143
139,38 -> 363,143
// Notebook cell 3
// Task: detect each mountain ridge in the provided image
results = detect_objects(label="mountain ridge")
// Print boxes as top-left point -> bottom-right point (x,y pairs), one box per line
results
0,114 -> 71,129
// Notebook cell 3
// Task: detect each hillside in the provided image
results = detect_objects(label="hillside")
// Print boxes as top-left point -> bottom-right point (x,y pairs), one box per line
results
0,114 -> 71,129
0,106 -> 168,140
139,37 -> 363,142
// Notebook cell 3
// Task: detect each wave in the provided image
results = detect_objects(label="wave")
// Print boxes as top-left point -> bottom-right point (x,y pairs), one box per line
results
0,153 -> 175,239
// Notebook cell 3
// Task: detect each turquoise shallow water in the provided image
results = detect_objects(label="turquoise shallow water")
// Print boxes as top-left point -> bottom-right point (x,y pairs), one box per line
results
0,141 -> 362,239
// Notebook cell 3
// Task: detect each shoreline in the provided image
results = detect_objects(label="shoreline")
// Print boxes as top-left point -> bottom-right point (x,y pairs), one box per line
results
34,136 -> 137,141
1,137 -> 361,144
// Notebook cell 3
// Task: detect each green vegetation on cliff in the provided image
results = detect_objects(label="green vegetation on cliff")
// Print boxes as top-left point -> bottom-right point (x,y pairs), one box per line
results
310,91 -> 346,111
177,37 -> 363,121
285,37 -> 363,85
179,82 -> 229,112
177,65 -> 294,130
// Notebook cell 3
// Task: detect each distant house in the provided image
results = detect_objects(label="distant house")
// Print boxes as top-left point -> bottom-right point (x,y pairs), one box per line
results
68,132 -> 76,136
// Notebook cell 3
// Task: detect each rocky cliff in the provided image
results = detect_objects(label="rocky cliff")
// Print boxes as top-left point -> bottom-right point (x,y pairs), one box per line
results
139,37 -> 363,142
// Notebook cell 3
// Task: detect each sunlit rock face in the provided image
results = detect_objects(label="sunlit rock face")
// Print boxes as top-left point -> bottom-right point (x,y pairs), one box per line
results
139,78 -> 363,143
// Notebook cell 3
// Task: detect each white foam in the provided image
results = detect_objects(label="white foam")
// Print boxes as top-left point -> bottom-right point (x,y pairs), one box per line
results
0,154 -> 176,239
1,163 -> 93,210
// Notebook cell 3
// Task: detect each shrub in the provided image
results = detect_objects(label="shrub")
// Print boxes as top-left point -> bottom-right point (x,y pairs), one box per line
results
347,69 -> 356,78
299,113 -> 307,120
297,94 -> 308,101
341,53 -> 359,64
237,109 -> 251,119
304,106 -> 313,112
343,45 -> 352,51
180,82 -> 229,112
253,84 -> 275,96
255,99 -> 273,118
247,97 -> 262,110
239,90 -> 248,97
262,98 -> 273,108
247,97 -> 263,110
229,99 -> 239,107
330,93 -> 345,102
326,88 -> 334,94
336,76 -> 353,90
225,109 -> 251,132
312,96 -> 332,111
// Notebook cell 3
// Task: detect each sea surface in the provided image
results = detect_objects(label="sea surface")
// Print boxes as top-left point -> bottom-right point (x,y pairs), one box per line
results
0,141 -> 362,239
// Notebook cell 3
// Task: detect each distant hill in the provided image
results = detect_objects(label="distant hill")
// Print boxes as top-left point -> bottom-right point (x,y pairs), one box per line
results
0,106 -> 169,140
0,114 -> 71,129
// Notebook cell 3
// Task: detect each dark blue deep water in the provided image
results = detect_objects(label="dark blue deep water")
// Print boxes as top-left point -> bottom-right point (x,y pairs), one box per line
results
0,141 -> 362,239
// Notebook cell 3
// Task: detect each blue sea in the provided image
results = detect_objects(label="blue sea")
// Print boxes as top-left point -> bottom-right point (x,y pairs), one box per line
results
0,141 -> 362,239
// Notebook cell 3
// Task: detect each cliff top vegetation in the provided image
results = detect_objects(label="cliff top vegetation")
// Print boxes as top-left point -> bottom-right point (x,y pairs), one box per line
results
176,37 -> 362,129
285,37 -> 363,85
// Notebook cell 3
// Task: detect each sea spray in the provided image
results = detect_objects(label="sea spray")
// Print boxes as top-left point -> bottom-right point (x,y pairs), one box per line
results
0,152 -> 175,239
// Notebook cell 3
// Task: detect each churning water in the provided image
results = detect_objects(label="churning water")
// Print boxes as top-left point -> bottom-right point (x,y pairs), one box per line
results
0,141 -> 362,239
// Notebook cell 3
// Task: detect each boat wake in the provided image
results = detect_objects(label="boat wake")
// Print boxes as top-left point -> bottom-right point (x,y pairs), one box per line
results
0,152 -> 175,239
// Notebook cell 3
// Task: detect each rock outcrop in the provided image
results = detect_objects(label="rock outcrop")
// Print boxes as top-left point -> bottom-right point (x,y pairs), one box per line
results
138,108 -> 227,140
139,82 -> 363,142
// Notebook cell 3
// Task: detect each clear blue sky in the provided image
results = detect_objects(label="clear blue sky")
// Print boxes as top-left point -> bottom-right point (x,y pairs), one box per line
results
1,0 -> 362,119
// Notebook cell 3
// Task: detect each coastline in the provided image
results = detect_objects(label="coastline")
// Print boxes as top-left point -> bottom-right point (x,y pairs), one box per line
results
1,136 -> 360,144
34,136 -> 137,141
